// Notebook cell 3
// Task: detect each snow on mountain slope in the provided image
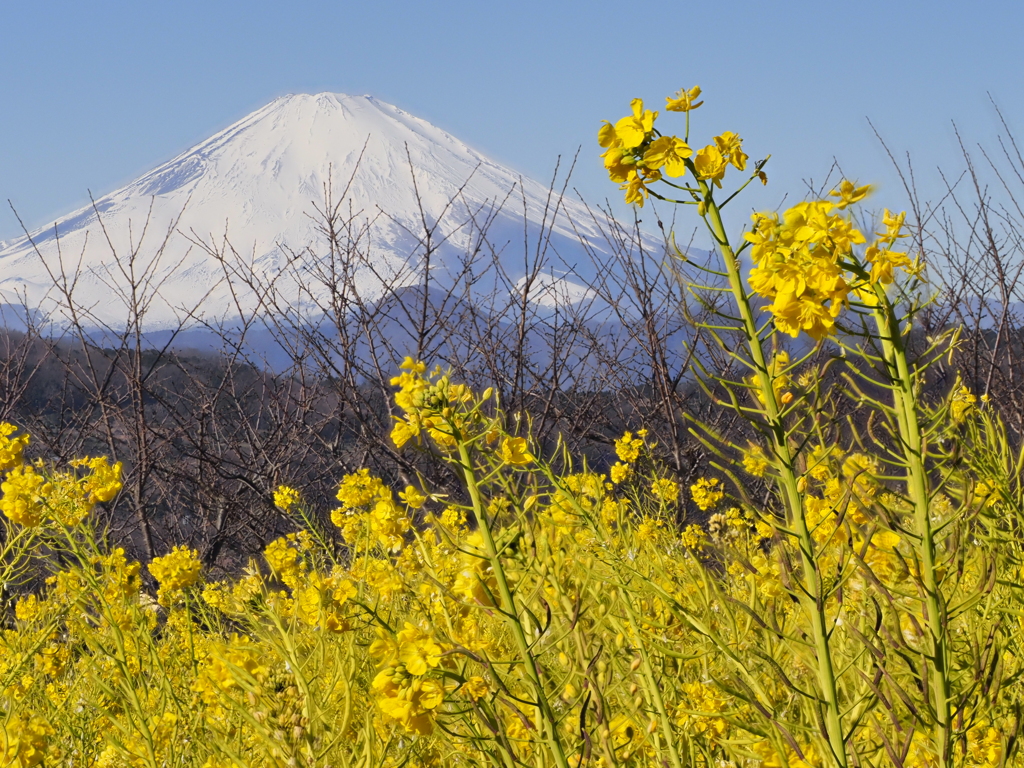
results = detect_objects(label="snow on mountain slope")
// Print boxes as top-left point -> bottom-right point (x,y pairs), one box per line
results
0,93 -> 630,330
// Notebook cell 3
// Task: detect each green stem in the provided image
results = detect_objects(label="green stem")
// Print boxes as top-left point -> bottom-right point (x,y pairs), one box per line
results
456,440 -> 571,768
619,604 -> 684,768
701,187 -> 849,768
871,293 -> 951,766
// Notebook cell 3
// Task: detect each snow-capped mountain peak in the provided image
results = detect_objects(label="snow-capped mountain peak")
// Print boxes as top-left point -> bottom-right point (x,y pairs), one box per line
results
0,93 -> 616,329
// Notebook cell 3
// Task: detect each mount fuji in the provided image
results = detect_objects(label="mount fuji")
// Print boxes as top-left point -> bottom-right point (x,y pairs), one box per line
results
0,93 -> 640,331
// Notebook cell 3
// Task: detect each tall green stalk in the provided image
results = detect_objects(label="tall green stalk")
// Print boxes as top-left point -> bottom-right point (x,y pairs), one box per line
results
455,440 -> 571,768
700,182 -> 849,768
871,291 -> 951,766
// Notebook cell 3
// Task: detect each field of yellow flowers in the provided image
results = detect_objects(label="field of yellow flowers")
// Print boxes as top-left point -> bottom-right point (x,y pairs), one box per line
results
2,87 -> 1023,768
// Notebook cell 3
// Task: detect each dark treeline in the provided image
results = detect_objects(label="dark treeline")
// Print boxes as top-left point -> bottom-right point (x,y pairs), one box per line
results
3,134 -> 1024,573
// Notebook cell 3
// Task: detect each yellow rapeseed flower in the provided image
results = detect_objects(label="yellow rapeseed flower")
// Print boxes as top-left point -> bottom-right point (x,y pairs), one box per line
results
829,179 -> 872,210
742,446 -> 770,477
0,464 -> 46,527
693,144 -> 728,187
878,208 -> 908,240
273,484 -> 300,511
609,462 -> 632,484
500,437 -> 534,466
643,136 -> 692,177
399,485 -> 428,509
0,714 -> 53,768
665,85 -> 703,112
464,676 -> 489,700
149,545 -> 203,597
397,623 -> 443,676
613,98 -> 658,149
864,242 -> 911,285
690,477 -> 724,511
714,131 -> 748,171
951,384 -> 977,423
651,478 -> 680,504
681,524 -> 707,552
621,168 -> 660,207
0,423 -> 29,472
614,430 -> 645,464
71,456 -> 123,503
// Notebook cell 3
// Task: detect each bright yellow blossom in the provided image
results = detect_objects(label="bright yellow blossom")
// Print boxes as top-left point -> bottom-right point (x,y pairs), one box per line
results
693,144 -> 727,187
621,168 -> 660,206
878,208 -> 908,239
149,545 -> 203,597
0,423 -> 29,472
742,446 -> 770,477
951,384 -> 977,423
829,179 -> 872,209
500,437 -> 534,466
665,85 -> 703,112
0,714 -> 53,768
610,461 -> 632,484
71,456 -> 122,503
273,484 -> 300,511
399,485 -> 428,509
614,430 -> 645,463
681,524 -> 707,552
643,135 -> 692,177
613,98 -> 658,149
397,623 -> 443,676
714,131 -> 748,171
690,477 -> 724,511
865,242 -> 911,284
0,463 -> 46,527
651,478 -> 680,504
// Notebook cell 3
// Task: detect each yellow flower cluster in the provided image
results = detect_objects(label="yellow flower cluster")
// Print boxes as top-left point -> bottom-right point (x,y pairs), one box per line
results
690,477 -> 724,511
651,477 -> 680,504
331,469 -> 411,552
598,87 -> 756,206
370,623 -> 446,735
273,484 -> 300,511
0,464 -> 47,527
149,545 -> 202,602
614,430 -> 646,463
951,383 -> 978,423
742,445 -> 770,477
0,423 -> 29,472
390,357 -> 476,450
500,436 -> 533,466
693,130 -> 747,189
71,456 -> 123,504
610,429 -> 647,483
745,201 -> 859,340
745,193 -> 913,341
0,425 -> 122,528
0,713 -> 53,768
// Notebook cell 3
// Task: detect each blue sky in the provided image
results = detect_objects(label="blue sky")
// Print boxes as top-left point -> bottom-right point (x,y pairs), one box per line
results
2,0 -> 1021,242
